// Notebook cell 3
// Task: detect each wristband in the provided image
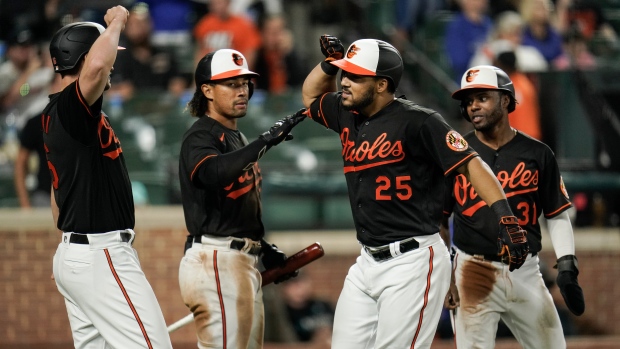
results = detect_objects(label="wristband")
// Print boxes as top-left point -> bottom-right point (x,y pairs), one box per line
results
490,199 -> 514,220
321,60 -> 339,76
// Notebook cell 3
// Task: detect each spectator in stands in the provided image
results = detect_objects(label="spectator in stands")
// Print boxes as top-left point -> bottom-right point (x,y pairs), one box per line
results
469,11 -> 548,73
110,3 -> 188,101
556,0 -> 619,50
520,0 -> 565,65
0,29 -> 54,127
193,0 -> 262,70
444,0 -> 493,82
494,48 -> 543,141
392,0 -> 447,49
253,14 -> 306,94
264,271 -> 334,349
553,25 -> 597,70
142,0 -> 196,48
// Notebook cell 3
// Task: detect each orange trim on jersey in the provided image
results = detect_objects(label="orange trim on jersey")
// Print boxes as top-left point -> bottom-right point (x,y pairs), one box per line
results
411,246 -> 434,348
214,250 -> 227,349
191,155 -> 217,181
444,153 -> 478,176
104,249 -> 153,349
75,80 -> 94,118
317,93 -> 330,129
544,202 -> 572,218
343,157 -> 405,173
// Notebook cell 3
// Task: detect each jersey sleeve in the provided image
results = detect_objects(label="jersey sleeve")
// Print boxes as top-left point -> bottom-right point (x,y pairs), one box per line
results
183,129 -> 268,189
307,92 -> 343,133
417,112 -> 478,176
539,146 -> 572,218
56,80 -> 104,145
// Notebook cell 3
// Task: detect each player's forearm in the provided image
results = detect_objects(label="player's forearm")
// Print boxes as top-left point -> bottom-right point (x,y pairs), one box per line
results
547,210 -> 576,258
462,157 -> 507,206
195,138 -> 269,188
302,64 -> 337,108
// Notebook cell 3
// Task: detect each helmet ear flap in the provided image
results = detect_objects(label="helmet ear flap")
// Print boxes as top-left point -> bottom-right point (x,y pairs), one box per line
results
460,101 -> 471,122
249,80 -> 254,99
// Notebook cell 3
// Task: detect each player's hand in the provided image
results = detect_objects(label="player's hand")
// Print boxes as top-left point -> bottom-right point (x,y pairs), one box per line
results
444,272 -> 460,309
104,5 -> 130,29
259,108 -> 307,146
319,35 -> 344,75
497,216 -> 529,271
260,240 -> 299,284
320,35 -> 345,61
556,255 -> 585,316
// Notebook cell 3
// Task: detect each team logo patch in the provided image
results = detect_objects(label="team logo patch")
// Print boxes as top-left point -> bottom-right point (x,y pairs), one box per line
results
347,44 -> 359,59
232,53 -> 244,66
446,130 -> 468,151
465,69 -> 479,83
560,176 -> 570,200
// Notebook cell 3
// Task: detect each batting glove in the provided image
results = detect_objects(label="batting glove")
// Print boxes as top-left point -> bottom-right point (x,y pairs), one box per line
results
556,255 -> 585,316
497,216 -> 529,271
319,35 -> 344,75
259,109 -> 307,146
260,239 -> 299,284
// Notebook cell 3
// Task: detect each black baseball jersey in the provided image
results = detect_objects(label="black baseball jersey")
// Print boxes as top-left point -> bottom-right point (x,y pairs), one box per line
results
19,113 -> 51,194
444,131 -> 572,255
41,80 -> 134,233
308,92 -> 479,247
179,116 -> 265,240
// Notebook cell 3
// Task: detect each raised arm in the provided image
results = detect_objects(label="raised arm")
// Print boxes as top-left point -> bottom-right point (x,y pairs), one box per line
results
301,35 -> 344,108
79,6 -> 128,105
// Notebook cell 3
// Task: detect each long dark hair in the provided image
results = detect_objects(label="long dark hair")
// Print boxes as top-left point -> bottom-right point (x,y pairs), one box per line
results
186,88 -> 209,117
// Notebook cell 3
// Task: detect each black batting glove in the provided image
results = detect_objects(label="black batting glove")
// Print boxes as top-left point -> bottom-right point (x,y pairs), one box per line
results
556,255 -> 585,316
260,239 -> 299,284
497,216 -> 529,271
319,35 -> 344,75
259,108 -> 307,146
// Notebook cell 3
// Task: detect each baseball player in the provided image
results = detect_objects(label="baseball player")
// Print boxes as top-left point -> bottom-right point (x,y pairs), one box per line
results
301,36 -> 529,348
443,65 -> 585,348
43,8 -> 173,349
178,48 -> 305,349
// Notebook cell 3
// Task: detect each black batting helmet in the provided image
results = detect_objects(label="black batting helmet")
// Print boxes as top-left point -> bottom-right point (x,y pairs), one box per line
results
329,39 -> 404,91
451,65 -> 517,121
49,22 -> 106,73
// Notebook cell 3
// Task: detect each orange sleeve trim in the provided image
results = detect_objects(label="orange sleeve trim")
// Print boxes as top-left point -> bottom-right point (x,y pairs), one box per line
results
544,202 -> 572,218
75,80 -> 94,118
318,93 -> 330,129
444,153 -> 478,176
190,154 -> 217,181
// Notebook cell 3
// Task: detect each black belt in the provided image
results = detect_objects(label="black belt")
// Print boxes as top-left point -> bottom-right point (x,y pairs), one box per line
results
364,238 -> 420,262
192,235 -> 262,255
472,252 -> 537,264
69,232 -> 131,244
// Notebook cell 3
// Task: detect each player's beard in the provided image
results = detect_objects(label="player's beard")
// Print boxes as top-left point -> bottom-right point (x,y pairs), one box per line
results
342,87 -> 374,112
472,100 -> 503,132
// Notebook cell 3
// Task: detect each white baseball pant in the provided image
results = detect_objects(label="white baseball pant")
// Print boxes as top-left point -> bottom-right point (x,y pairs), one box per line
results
453,248 -> 566,349
53,230 -> 172,349
331,233 -> 451,349
179,235 -> 264,349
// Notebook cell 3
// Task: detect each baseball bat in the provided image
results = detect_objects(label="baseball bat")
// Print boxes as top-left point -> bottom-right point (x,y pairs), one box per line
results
167,242 -> 325,333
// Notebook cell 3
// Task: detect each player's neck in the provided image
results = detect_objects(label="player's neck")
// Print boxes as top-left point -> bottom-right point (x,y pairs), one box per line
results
476,126 -> 516,150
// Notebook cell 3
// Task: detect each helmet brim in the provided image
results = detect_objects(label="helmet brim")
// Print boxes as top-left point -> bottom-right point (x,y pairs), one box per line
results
451,85 -> 499,100
330,59 -> 375,76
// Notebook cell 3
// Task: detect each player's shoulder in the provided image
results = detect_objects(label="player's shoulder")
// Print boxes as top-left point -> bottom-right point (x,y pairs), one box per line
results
394,98 -> 443,124
182,116 -> 219,139
515,131 -> 555,154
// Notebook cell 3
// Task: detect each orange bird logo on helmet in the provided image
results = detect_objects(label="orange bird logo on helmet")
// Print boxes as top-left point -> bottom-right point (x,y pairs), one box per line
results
346,44 -> 360,59
232,53 -> 244,66
465,69 -> 479,83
